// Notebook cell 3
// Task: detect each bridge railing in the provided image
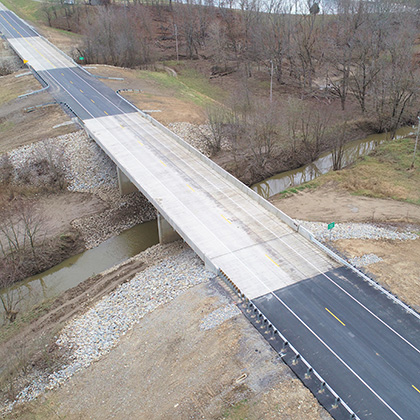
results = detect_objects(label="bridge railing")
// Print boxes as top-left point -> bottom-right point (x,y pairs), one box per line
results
117,90 -> 420,320
115,90 -> 300,231
115,90 -> 420,324
218,268 -> 360,420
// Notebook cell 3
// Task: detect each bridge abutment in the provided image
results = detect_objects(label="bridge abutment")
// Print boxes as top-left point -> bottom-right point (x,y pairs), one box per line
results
157,213 -> 181,244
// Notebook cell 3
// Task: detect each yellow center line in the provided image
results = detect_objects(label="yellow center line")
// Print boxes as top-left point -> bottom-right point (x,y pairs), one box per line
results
325,308 -> 346,326
186,184 -> 195,192
90,99 -> 95,103
104,111 -> 108,115
265,254 -> 279,267
70,80 -> 73,84
137,140 -> 143,146
0,14 -> 57,69
160,160 -> 166,166
61,73 -> 64,76
221,214 -> 231,224
413,385 -> 420,394
80,89 -> 84,93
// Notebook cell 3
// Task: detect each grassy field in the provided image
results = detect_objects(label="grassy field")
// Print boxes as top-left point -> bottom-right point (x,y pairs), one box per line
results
280,136 -> 420,205
0,0 -> 43,23
138,64 -> 226,108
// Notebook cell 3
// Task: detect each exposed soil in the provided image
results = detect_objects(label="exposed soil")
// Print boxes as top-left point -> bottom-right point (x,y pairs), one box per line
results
334,239 -> 420,312
0,72 -> 78,154
35,192 -> 108,240
271,181 -> 420,225
271,182 -> 420,310
86,65 -> 207,125
4,260 -> 330,420
0,255 -> 148,402
0,24 -> 417,419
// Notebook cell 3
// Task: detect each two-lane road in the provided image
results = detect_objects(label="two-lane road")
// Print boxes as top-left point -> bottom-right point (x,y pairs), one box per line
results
1,4 -> 420,419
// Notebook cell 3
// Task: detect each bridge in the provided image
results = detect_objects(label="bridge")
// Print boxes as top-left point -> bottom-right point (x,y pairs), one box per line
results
1,4 -> 420,419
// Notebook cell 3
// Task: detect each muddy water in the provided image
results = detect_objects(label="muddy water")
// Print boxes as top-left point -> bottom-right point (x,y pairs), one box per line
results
252,126 -> 415,199
0,220 -> 158,315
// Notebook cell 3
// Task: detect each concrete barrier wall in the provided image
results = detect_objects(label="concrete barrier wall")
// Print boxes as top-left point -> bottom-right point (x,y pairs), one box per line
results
118,93 -> 420,320
116,92 -> 300,232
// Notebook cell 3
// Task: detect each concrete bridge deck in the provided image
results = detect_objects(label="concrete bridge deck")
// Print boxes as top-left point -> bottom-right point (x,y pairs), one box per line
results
1,4 -> 420,419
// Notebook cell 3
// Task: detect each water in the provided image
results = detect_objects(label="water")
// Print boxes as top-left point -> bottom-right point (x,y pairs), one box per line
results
0,220 -> 159,315
252,126 -> 415,199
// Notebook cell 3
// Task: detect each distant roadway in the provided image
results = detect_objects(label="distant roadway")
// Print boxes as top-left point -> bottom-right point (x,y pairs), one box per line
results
1,4 -> 420,419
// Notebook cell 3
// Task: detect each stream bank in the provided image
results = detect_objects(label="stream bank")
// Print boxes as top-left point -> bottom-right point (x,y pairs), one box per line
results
252,126 -> 415,198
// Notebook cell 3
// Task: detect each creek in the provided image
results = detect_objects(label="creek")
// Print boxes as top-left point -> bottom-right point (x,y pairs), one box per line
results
1,127 -> 414,319
0,220 -> 159,317
252,126 -> 415,199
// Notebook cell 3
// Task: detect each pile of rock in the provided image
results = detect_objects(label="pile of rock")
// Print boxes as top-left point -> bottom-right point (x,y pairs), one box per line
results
6,131 -> 157,247
168,122 -> 231,157
349,254 -> 383,268
298,220 -> 419,242
4,244 -> 212,412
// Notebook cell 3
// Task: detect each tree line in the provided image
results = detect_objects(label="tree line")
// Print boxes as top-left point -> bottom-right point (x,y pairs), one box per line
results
42,0 -> 420,133
38,0 -> 419,183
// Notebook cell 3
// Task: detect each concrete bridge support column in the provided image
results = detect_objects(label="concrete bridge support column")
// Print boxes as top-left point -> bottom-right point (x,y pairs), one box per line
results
157,213 -> 181,244
117,167 -> 137,196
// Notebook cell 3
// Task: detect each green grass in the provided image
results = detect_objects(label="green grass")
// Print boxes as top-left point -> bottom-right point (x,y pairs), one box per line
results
0,299 -> 54,345
48,26 -> 82,39
276,182 -> 319,199
137,63 -> 226,108
222,399 -> 250,419
1,0 -> 43,23
0,120 -> 14,133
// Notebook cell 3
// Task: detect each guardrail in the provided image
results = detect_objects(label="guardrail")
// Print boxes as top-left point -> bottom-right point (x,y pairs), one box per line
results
18,63 -> 49,97
115,89 -> 420,322
218,268 -> 359,420
116,88 -> 420,418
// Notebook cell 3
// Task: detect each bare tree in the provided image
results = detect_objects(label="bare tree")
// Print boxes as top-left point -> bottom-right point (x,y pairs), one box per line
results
285,97 -> 330,163
0,153 -> 13,184
291,12 -> 319,91
0,200 -> 46,322
331,121 -> 347,171
370,22 -> 419,136
202,105 -> 230,155
246,101 -> 279,177
324,0 -> 367,110
80,5 -> 154,67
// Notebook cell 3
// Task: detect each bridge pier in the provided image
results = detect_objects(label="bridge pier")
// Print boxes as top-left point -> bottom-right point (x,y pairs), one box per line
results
117,167 -> 137,196
157,213 -> 181,244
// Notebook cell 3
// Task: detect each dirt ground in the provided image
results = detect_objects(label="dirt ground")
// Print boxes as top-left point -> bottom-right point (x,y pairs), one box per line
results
5,262 -> 330,420
0,256 -> 148,402
271,182 -> 420,225
0,72 -> 77,154
272,183 -> 420,310
86,65 -> 208,125
0,32 -> 417,420
334,239 -> 420,311
37,192 -> 107,240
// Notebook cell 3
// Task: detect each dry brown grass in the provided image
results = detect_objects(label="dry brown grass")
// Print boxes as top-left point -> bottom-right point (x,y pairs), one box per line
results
0,72 -> 40,106
310,137 -> 420,205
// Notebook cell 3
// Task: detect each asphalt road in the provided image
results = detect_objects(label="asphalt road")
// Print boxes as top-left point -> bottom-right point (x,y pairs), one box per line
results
1,5 -> 420,419
253,266 -> 420,419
